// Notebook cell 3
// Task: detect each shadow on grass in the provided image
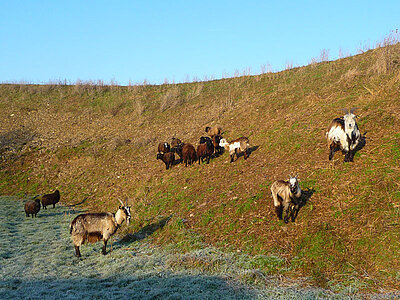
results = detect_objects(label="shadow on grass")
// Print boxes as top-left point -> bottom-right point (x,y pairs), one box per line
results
354,132 -> 367,154
0,128 -> 36,155
291,188 -> 315,222
172,158 -> 182,166
67,197 -> 88,207
39,211 -> 69,217
235,145 -> 259,160
0,275 -> 259,299
120,215 -> 172,243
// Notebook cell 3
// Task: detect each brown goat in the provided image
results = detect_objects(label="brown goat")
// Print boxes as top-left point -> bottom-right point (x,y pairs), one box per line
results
205,126 -> 223,137
170,137 -> 182,149
212,134 -> 223,155
157,152 -> 175,170
41,190 -> 60,209
158,142 -> 170,154
197,136 -> 214,164
181,143 -> 197,167
24,198 -> 41,218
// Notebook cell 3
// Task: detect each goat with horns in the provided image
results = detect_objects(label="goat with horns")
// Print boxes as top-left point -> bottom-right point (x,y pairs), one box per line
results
326,108 -> 361,162
70,199 -> 131,257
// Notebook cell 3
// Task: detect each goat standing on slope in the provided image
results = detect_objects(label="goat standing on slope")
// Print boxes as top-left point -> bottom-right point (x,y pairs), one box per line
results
219,137 -> 250,163
271,176 -> 302,223
70,199 -> 131,257
197,136 -> 214,164
326,108 -> 361,162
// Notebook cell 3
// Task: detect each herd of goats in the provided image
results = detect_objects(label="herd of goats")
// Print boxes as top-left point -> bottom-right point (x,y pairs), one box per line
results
23,108 -> 362,257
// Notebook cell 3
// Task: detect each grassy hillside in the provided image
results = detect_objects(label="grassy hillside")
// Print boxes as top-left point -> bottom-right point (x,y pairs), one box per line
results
1,43 -> 399,291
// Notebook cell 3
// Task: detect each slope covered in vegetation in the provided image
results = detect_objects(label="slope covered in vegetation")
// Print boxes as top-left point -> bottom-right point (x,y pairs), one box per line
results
0,43 -> 399,291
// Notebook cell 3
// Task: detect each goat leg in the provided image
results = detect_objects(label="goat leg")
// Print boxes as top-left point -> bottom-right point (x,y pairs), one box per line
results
329,143 -> 338,160
275,205 -> 283,220
102,240 -> 107,255
348,150 -> 355,162
74,246 -> 81,257
344,151 -> 351,162
283,205 -> 290,224
290,205 -> 299,222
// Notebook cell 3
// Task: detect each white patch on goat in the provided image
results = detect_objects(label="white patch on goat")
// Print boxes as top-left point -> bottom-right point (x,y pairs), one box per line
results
228,142 -> 241,154
219,138 -> 228,148
327,124 -> 349,151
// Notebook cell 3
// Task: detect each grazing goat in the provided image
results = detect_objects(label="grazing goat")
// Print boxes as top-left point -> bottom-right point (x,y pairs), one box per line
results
271,176 -> 302,223
178,143 -> 197,167
170,137 -> 182,149
70,199 -> 131,257
212,134 -> 223,155
41,189 -> 60,209
219,137 -> 250,162
158,142 -> 170,154
197,136 -> 214,164
205,126 -> 223,137
326,108 -> 361,162
157,152 -> 175,170
24,198 -> 41,218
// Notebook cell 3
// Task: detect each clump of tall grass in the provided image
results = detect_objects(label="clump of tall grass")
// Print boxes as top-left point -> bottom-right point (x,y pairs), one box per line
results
159,86 -> 183,112
369,30 -> 400,75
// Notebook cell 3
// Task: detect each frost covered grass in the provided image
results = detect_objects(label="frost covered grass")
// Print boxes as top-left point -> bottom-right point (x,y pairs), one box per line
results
0,197 -> 397,299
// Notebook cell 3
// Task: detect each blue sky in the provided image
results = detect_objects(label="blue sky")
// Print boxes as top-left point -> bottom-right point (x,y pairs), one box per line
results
1,1 -> 399,85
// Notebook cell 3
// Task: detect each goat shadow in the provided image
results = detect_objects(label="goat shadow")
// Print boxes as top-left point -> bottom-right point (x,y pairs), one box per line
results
291,188 -> 315,222
39,211 -> 66,217
172,158 -> 182,166
235,145 -> 259,160
67,197 -> 88,207
354,132 -> 367,153
119,215 -> 172,243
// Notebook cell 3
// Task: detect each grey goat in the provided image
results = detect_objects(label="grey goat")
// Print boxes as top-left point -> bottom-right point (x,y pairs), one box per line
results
70,199 -> 131,257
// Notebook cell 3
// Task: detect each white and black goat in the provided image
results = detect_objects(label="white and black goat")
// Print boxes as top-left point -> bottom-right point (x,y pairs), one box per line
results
70,199 -> 131,257
271,176 -> 302,223
326,108 -> 361,162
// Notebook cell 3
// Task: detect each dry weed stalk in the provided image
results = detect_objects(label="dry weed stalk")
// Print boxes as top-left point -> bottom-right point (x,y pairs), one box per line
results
160,87 -> 182,112
340,68 -> 362,83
